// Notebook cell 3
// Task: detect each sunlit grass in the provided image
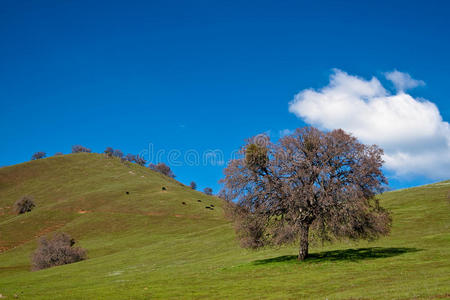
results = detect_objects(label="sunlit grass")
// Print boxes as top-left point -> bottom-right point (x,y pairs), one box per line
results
0,154 -> 449,299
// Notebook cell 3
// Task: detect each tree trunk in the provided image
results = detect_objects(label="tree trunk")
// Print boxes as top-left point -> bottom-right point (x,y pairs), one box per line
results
298,224 -> 309,261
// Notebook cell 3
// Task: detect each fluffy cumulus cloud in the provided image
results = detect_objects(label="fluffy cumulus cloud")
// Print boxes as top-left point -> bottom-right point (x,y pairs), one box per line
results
288,69 -> 450,179
385,70 -> 425,92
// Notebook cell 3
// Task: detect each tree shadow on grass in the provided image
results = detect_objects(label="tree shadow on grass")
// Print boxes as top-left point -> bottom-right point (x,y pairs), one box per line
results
253,247 -> 421,265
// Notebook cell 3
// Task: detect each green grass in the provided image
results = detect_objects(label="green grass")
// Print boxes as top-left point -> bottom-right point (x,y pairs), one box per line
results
0,153 -> 449,299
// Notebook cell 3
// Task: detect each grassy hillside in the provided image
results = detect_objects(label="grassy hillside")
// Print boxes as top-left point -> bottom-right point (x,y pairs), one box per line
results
0,154 -> 449,299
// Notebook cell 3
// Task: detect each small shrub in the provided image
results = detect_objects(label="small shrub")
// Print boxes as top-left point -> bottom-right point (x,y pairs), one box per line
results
135,155 -> 147,166
104,147 -> 125,159
190,181 -> 197,190
124,153 -> 136,162
14,196 -> 35,214
31,232 -> 87,271
203,187 -> 213,195
31,152 -> 46,160
104,147 -> 114,157
72,145 -> 91,153
149,163 -> 176,178
113,149 -> 124,158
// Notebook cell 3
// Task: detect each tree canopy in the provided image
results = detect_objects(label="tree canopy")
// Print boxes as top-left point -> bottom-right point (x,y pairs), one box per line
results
220,127 -> 391,260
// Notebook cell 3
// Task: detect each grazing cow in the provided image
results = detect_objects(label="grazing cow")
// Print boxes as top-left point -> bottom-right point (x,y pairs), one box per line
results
162,187 -> 166,191
205,206 -> 210,209
126,191 -> 129,195
210,204 -> 214,207
182,202 -> 186,205
197,200 -> 202,202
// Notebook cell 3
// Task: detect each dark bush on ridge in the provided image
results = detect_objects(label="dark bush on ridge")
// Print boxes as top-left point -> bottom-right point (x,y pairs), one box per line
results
31,152 -> 46,160
14,195 -> 36,214
113,149 -> 124,158
149,163 -> 176,178
190,181 -> 197,190
105,147 -> 125,159
31,232 -> 87,271
124,153 -> 136,162
135,155 -> 147,166
104,147 -> 114,157
203,187 -> 213,195
72,145 -> 91,153
119,153 -> 147,165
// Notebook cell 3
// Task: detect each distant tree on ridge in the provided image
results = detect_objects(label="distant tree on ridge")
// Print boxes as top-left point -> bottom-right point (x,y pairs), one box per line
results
31,152 -> 46,160
149,163 -> 176,178
72,145 -> 91,153
203,187 -> 213,195
135,155 -> 147,166
104,147 -> 114,157
113,149 -> 124,158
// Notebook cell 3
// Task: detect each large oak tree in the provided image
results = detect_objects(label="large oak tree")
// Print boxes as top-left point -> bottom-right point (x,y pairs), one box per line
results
220,127 -> 391,260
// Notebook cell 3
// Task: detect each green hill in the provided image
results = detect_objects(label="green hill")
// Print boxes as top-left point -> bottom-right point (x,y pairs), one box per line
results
0,154 -> 449,299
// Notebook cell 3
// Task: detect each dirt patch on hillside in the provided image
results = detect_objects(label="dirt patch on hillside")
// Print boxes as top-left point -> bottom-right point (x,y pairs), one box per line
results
146,212 -> 165,216
0,222 -> 66,253
34,223 -> 66,238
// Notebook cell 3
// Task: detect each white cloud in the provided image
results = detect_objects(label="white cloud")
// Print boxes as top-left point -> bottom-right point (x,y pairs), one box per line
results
279,129 -> 294,137
385,70 -> 425,92
288,69 -> 450,179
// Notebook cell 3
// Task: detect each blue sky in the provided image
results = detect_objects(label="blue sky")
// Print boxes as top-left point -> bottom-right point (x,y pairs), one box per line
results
1,0 -> 449,192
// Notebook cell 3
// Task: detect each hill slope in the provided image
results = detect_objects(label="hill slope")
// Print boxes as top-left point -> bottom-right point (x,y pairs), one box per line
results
0,154 -> 449,299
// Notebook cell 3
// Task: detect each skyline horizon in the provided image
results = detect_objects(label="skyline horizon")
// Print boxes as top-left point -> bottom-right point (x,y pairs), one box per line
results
2,0 -> 449,192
